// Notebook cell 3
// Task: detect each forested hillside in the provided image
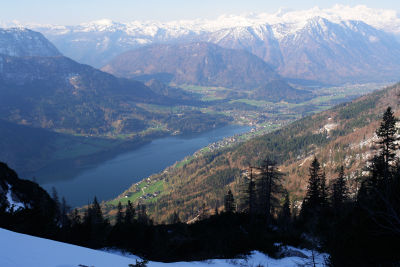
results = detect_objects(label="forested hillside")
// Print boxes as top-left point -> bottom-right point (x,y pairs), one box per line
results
102,42 -> 311,103
105,83 -> 399,223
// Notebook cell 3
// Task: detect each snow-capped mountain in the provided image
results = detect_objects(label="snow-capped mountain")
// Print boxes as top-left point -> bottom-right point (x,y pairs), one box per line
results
4,5 -> 400,83
202,24 -> 283,68
276,17 -> 400,83
0,28 -> 61,57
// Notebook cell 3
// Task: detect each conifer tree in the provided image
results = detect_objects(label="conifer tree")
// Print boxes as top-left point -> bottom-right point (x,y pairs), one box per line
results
137,204 -> 149,225
301,157 -> 323,222
70,208 -> 81,227
305,157 -> 323,207
358,107 -> 400,237
279,190 -> 291,228
320,170 -> 328,208
60,197 -> 70,228
51,187 -> 61,223
257,159 -> 283,220
246,168 -> 256,215
116,201 -> 123,225
376,106 -> 398,181
331,166 -> 348,214
124,200 -> 135,225
170,211 -> 181,224
224,189 -> 235,213
91,196 -> 104,225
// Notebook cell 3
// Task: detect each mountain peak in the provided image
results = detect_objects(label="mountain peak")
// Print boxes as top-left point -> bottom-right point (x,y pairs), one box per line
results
0,27 -> 61,57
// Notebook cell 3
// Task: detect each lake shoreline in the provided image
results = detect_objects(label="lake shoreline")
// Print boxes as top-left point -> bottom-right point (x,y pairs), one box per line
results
36,124 -> 250,207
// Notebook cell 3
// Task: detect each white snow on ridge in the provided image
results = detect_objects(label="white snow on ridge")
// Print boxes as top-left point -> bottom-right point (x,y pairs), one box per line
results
5,5 -> 399,36
0,228 -> 327,267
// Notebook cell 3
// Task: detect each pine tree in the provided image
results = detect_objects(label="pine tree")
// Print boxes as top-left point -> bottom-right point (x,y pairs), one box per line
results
70,208 -> 81,227
124,200 -> 135,225
320,170 -> 328,208
257,159 -> 283,220
305,157 -> 323,207
331,166 -> 348,214
224,189 -> 235,213
91,196 -> 104,225
279,190 -> 291,228
301,157 -> 324,222
51,187 -> 61,223
137,204 -> 149,225
170,211 -> 180,224
60,197 -> 70,228
116,201 -> 123,225
246,168 -> 256,215
358,107 -> 400,237
375,106 -> 398,181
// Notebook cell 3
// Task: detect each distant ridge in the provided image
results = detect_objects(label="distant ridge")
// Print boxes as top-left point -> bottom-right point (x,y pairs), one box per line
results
102,42 -> 280,89
102,42 -> 312,102
0,28 -> 61,57
23,5 -> 400,84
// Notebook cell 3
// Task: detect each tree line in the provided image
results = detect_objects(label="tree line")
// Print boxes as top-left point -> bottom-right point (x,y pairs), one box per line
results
0,107 -> 399,265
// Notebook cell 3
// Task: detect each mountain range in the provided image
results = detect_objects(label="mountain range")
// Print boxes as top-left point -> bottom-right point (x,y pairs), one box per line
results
102,42 -> 280,88
10,5 -> 400,84
0,28 -> 221,136
0,28 -> 233,176
102,42 -> 311,102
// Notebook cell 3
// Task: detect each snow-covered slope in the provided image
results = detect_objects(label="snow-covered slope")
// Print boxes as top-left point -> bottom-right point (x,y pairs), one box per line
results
0,227 -> 327,267
4,5 -> 400,83
0,28 -> 61,57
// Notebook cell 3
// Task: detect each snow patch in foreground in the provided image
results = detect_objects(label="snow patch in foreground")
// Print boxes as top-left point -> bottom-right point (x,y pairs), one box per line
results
0,228 -> 327,267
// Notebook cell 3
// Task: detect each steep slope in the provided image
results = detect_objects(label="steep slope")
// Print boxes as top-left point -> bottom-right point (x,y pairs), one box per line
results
203,25 -> 283,68
0,162 -> 57,230
27,6 -> 400,84
102,42 -> 311,102
0,119 -> 151,178
102,42 -> 280,89
0,28 -> 61,57
277,17 -> 400,83
105,83 -> 400,222
0,28 -> 231,177
0,54 -> 171,135
0,28 -> 224,137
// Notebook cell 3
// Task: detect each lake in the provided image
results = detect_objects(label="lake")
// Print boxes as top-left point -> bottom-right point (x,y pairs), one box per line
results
41,125 -> 250,207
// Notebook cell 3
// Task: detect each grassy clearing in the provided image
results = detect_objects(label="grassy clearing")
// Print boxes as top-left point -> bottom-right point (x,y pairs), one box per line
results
102,83 -> 385,213
179,85 -> 232,92
110,180 -> 165,206
175,156 -> 195,168
229,99 -> 273,107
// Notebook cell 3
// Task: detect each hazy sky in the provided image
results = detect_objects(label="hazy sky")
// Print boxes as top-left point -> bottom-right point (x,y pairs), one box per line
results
2,0 -> 400,25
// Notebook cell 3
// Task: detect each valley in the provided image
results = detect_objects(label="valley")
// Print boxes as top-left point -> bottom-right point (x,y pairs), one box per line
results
29,82 -> 381,206
1,3 -> 400,266
40,124 -> 250,207
102,82 -> 389,222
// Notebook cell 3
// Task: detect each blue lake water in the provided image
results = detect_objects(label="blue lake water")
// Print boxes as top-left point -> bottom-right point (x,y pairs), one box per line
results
42,125 -> 250,207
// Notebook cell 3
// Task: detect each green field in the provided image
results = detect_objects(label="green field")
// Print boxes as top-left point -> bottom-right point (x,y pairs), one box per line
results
101,82 -> 389,214
110,180 -> 165,206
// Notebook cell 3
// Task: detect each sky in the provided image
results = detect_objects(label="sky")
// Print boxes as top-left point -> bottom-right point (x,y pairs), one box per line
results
1,0 -> 400,25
